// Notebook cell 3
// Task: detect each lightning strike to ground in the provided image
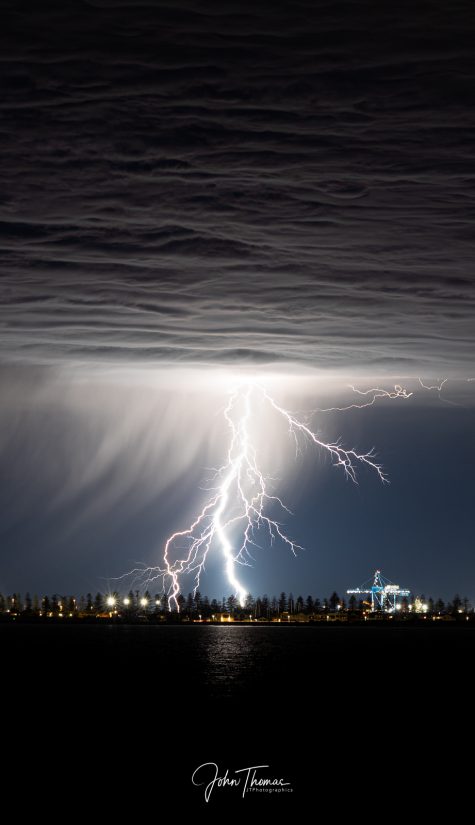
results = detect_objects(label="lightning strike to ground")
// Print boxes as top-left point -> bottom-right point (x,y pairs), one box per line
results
119,382 -> 411,611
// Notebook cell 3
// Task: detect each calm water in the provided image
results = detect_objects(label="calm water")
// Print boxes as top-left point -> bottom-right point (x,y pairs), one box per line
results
3,621 -> 472,701
4,622 -> 472,807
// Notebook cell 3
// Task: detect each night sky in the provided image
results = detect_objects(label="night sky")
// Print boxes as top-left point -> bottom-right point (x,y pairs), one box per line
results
1,0 -> 474,602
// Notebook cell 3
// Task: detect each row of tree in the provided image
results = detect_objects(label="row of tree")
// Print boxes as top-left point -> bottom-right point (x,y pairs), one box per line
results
0,590 -> 472,618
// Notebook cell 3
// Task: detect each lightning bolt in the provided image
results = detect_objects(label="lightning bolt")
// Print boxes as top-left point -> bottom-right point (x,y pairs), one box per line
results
120,382 -> 411,611
315,383 -> 412,412
418,377 -> 448,392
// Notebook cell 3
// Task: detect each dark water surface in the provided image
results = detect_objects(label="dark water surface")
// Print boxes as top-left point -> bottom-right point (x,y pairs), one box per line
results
3,623 -> 472,809
3,621 -> 473,681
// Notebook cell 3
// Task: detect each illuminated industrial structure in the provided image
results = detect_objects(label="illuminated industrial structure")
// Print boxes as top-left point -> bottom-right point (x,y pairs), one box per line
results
347,569 -> 410,613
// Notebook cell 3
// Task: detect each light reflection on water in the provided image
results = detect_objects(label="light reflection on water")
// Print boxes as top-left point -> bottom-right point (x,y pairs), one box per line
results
198,625 -> 309,696
1,623 -> 469,707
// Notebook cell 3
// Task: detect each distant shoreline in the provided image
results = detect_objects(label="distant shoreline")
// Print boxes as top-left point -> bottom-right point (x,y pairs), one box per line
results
1,616 -> 474,628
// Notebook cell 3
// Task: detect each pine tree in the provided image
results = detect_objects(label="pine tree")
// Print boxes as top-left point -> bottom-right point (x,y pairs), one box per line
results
278,592 -> 287,614
329,591 -> 340,611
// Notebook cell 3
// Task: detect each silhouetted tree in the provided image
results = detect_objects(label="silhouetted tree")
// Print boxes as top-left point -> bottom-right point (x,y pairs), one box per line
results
435,598 -> 445,614
94,592 -> 103,613
348,594 -> 357,611
305,596 -> 314,614
194,590 -> 202,612
278,592 -> 287,614
244,593 -> 255,615
329,592 -> 340,611
226,595 -> 237,614
451,594 -> 462,614
296,596 -> 304,613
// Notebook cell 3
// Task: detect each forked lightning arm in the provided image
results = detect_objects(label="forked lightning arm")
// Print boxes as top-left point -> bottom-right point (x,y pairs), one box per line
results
120,383 -> 410,611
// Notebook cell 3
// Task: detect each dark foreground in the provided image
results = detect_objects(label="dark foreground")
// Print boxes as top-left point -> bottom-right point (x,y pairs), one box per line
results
4,623 -> 472,810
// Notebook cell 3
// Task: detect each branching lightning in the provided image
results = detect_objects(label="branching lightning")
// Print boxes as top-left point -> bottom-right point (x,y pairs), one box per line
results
317,383 -> 412,412
418,377 -> 448,392
120,382 -> 411,611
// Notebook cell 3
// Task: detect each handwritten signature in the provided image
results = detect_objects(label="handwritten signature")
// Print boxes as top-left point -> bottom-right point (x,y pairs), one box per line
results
192,762 -> 292,802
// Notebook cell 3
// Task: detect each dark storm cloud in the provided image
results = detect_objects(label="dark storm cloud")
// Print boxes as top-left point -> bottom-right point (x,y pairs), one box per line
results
0,0 -> 474,372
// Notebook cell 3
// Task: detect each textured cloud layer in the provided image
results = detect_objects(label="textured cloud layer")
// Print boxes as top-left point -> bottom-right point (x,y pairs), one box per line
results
0,0 -> 474,373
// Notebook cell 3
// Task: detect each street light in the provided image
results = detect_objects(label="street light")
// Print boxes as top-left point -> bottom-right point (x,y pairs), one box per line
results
123,597 -> 130,606
106,596 -> 116,608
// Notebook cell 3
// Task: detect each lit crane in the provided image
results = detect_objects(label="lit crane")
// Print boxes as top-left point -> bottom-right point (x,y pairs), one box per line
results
347,570 -> 410,613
